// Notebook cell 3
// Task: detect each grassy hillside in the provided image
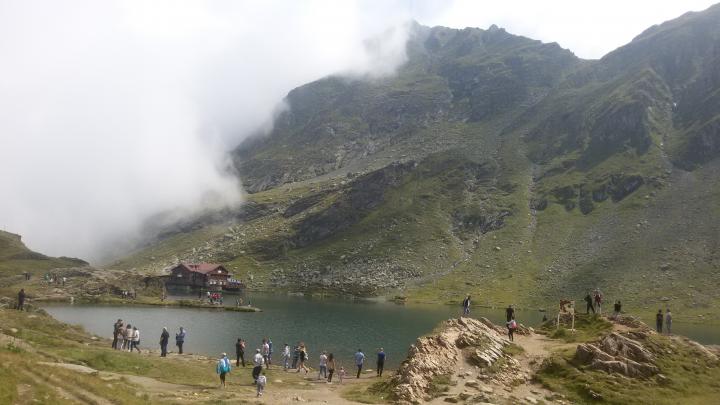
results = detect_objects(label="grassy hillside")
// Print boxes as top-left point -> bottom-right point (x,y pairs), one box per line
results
0,230 -> 87,278
111,5 -> 720,322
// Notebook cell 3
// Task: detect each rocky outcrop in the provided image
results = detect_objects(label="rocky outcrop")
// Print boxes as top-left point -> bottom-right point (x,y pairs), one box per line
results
391,317 -> 509,404
574,331 -> 659,378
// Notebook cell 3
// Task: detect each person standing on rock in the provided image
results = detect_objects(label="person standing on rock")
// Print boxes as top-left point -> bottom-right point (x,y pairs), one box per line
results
160,327 -> 169,357
176,327 -> 186,354
594,289 -> 603,314
462,295 -> 471,316
584,292 -> 595,314
236,338 -> 246,367
354,349 -> 365,378
376,348 -> 386,377
17,288 -> 25,311
506,318 -> 517,342
656,309 -> 664,333
505,305 -> 515,322
112,319 -> 123,349
252,348 -> 265,383
216,352 -> 231,388
665,309 -> 673,335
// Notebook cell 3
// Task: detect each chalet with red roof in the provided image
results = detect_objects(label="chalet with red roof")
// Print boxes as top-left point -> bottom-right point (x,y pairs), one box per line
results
167,263 -> 230,289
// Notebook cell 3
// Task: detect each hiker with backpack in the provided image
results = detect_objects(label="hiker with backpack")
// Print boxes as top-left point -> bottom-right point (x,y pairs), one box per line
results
217,353 -> 231,388
593,289 -> 603,314
462,295 -> 471,315
656,309 -> 664,333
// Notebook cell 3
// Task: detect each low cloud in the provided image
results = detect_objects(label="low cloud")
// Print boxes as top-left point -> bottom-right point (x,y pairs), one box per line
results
0,0 -> 413,260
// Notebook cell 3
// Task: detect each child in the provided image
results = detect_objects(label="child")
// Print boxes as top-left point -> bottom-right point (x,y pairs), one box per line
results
256,371 -> 267,397
506,318 -> 517,342
338,366 -> 346,384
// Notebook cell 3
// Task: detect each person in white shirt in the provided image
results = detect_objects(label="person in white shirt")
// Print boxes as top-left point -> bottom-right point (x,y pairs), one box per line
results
261,339 -> 271,369
318,351 -> 328,379
252,348 -> 265,384
256,371 -> 267,397
131,326 -> 141,353
282,343 -> 291,370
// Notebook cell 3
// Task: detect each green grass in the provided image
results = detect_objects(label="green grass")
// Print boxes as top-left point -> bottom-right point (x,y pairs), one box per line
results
536,333 -> 720,404
543,314 -> 613,343
341,378 -> 393,404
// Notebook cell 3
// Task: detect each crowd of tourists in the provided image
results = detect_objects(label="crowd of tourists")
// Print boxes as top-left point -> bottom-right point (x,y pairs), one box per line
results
218,337 -> 387,396
110,319 -> 186,355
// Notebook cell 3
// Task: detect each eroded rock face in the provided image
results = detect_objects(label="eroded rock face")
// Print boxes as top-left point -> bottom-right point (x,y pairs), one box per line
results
575,331 -> 659,378
391,317 -> 508,404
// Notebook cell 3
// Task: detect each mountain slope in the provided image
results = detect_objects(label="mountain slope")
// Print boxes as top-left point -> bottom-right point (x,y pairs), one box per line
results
0,230 -> 87,277
112,4 -> 720,321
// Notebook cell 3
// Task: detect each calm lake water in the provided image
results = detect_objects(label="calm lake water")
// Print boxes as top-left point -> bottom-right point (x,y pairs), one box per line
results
44,294 -> 719,369
43,294 -> 540,368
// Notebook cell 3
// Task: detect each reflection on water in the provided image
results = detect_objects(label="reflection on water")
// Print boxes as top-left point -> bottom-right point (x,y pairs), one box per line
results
43,293 -> 718,368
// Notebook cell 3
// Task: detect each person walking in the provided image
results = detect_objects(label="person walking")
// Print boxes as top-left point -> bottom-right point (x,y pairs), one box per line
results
462,295 -> 471,316
235,338 -> 246,367
318,351 -> 328,380
17,288 -> 25,311
282,343 -> 290,370
296,344 -> 309,374
507,318 -> 517,341
131,326 -> 141,353
216,353 -> 231,388
505,305 -> 515,323
327,353 -> 336,383
584,292 -> 595,314
252,348 -> 265,384
612,301 -> 622,319
292,344 -> 300,369
354,349 -> 365,379
256,371 -> 267,397
267,338 -> 274,366
665,309 -> 673,335
338,366 -> 346,384
655,309 -> 664,333
261,339 -> 270,369
376,348 -> 386,377
175,327 -> 186,354
160,327 -> 169,357
112,319 -> 123,349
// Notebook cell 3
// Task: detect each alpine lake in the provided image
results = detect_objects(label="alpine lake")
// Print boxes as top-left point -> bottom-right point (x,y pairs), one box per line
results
43,293 -> 720,369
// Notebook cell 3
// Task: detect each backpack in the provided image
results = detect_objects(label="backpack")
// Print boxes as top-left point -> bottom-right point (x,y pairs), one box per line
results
509,320 -> 517,329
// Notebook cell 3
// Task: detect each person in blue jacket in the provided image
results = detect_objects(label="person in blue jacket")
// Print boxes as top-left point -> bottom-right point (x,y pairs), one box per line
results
216,352 -> 232,388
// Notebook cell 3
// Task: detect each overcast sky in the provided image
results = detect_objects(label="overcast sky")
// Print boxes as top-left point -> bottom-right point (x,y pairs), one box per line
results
0,0 -> 716,260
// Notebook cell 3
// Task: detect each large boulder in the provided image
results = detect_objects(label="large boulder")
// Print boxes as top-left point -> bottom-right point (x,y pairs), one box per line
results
574,332 -> 659,378
391,317 -> 508,404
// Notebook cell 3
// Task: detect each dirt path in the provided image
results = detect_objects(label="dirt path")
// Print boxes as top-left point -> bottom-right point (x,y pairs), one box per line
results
37,359 -> 382,404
